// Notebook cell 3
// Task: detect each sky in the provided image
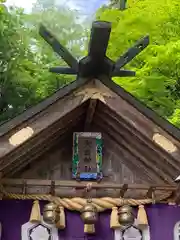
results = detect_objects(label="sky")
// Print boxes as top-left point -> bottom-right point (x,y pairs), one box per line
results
5,0 -> 108,15
6,0 -> 36,11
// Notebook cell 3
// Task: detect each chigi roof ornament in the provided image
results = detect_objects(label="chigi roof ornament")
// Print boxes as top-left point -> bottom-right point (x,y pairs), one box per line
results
39,21 -> 149,80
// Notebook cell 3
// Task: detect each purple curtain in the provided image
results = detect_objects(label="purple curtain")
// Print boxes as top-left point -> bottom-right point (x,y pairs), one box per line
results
0,200 -> 179,240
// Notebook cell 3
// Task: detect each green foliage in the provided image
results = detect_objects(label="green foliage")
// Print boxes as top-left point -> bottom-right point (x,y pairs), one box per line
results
0,6 -> 35,122
97,0 -> 180,126
0,1 -> 85,123
2,0 -> 180,129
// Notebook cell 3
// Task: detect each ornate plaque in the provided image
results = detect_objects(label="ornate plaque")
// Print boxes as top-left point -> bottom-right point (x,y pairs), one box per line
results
122,226 -> 142,240
72,132 -> 103,180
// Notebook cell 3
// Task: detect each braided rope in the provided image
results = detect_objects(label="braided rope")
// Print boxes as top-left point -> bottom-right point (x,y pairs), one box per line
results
0,185 -> 171,212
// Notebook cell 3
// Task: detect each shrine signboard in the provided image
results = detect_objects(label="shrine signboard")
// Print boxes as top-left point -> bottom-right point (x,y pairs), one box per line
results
72,132 -> 103,180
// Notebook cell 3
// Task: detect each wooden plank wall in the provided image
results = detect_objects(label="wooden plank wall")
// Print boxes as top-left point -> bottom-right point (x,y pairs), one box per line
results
18,135 -> 150,185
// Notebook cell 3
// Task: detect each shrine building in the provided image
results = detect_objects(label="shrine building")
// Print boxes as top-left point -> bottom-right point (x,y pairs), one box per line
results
0,21 -> 180,240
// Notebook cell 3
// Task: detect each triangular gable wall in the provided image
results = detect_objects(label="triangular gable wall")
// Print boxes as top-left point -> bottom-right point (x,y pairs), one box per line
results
0,79 -> 179,184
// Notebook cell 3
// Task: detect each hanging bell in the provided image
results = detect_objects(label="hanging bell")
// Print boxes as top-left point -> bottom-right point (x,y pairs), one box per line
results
81,199 -> 97,224
118,205 -> 135,227
43,202 -> 57,224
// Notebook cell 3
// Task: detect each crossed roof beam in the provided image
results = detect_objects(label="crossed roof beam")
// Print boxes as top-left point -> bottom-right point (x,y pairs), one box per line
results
39,21 -> 149,79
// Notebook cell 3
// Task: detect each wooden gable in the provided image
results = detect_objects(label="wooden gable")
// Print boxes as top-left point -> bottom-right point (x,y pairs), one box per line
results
0,77 -> 179,190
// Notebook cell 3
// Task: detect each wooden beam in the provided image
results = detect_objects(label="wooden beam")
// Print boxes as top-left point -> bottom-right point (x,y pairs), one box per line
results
89,21 -> 111,60
0,178 -> 173,199
49,67 -> 77,75
115,35 -> 149,69
1,188 -> 172,199
84,99 -> 97,130
1,178 -> 175,190
39,24 -> 78,70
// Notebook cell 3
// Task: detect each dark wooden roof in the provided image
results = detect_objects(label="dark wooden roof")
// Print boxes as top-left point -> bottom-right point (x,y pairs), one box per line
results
101,77 -> 180,141
0,77 -> 180,182
1,77 -> 180,141
0,77 -> 89,137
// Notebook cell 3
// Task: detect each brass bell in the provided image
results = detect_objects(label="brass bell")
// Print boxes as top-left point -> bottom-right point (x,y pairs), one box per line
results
43,202 -> 57,224
81,199 -> 97,224
118,205 -> 135,226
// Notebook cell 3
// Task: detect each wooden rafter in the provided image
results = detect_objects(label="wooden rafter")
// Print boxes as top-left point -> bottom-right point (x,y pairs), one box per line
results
0,105 -> 86,176
100,77 -> 180,142
0,77 -> 89,137
8,134 -> 70,177
95,111 -> 177,178
99,103 -> 180,169
0,92 -> 87,163
93,99 -> 180,174
6,120 -> 85,177
92,123 -> 155,183
93,124 -> 164,183
94,115 -> 174,183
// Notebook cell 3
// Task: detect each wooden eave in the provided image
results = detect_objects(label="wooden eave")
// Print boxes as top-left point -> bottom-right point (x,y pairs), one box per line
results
100,77 -> 180,141
0,77 -> 89,137
0,78 -> 180,183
